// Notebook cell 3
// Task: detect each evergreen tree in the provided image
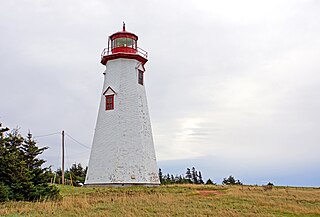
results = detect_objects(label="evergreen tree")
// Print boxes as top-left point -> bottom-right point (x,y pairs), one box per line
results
235,179 -> 243,185
22,132 -> 49,185
166,173 -> 171,184
191,167 -> 198,184
54,168 -> 63,184
176,175 -> 182,184
157,167 -> 205,185
0,123 -> 59,201
205,179 -> 214,185
68,163 -> 86,185
0,123 -> 11,201
54,163 -> 87,186
170,174 -> 175,183
158,168 -> 163,184
222,175 -> 243,185
186,168 -> 192,183
181,175 -> 188,184
198,171 -> 204,184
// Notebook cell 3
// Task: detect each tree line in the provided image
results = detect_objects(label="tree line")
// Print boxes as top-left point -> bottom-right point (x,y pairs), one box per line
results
159,167 -> 215,185
50,163 -> 87,186
159,168 -> 245,186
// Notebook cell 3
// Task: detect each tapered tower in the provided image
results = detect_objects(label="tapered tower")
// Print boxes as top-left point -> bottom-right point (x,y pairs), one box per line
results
85,24 -> 159,186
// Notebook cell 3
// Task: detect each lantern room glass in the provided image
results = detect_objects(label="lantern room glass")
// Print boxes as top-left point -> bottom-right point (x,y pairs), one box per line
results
111,38 -> 136,49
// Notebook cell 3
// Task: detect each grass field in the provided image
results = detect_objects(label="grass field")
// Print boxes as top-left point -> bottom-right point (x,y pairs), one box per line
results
0,184 -> 319,217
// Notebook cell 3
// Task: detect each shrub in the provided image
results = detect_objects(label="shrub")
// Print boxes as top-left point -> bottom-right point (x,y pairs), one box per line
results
0,182 -> 11,202
205,179 -> 215,185
222,175 -> 243,185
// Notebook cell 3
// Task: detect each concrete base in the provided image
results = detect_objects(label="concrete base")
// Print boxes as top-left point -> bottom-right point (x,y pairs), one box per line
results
83,183 -> 160,187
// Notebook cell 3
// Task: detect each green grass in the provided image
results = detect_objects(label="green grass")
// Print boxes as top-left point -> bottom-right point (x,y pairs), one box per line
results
0,184 -> 319,216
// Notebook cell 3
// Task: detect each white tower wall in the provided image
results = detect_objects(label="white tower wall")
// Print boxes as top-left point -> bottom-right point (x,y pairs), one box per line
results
85,58 -> 159,186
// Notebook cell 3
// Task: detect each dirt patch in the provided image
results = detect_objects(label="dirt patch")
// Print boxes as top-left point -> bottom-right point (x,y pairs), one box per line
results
197,190 -> 223,196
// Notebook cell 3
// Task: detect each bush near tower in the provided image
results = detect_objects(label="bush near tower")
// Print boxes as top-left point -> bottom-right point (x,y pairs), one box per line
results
0,123 -> 59,201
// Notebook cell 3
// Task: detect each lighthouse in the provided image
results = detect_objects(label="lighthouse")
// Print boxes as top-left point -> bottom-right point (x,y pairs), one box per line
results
85,24 -> 160,186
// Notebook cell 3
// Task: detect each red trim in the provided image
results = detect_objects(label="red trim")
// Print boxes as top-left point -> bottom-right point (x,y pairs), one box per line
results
112,47 -> 136,54
110,32 -> 138,40
105,95 -> 114,111
101,53 -> 148,65
103,86 -> 116,95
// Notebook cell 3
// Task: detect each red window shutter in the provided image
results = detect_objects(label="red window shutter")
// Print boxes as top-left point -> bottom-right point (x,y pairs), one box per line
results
105,95 -> 114,110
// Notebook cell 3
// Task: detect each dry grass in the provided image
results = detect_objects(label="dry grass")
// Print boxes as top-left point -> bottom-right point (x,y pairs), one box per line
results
0,184 -> 319,216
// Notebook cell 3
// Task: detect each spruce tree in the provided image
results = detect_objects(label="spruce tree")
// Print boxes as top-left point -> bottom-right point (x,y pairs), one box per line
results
170,174 -> 175,183
68,163 -> 86,185
0,124 -> 59,201
222,175 -> 242,185
186,168 -> 192,183
22,132 -> 49,185
158,168 -> 163,184
166,173 -> 171,184
206,179 -> 214,185
191,167 -> 198,184
0,123 -> 11,201
198,171 -> 204,184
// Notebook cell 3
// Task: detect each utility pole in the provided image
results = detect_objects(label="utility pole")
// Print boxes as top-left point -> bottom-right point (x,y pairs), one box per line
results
62,130 -> 65,185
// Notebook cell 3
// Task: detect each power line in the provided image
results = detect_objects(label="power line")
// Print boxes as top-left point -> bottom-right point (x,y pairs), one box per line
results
34,132 -> 61,139
33,130 -> 91,149
65,133 -> 91,149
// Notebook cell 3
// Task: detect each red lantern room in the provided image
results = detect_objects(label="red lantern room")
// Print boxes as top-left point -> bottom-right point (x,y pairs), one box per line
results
101,23 -> 148,65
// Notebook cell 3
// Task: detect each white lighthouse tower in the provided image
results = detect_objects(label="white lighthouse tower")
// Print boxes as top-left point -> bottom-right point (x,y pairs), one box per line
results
85,24 -> 160,186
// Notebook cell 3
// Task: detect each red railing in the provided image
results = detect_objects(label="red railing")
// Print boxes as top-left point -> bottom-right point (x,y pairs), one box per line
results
101,47 -> 148,59
137,47 -> 148,59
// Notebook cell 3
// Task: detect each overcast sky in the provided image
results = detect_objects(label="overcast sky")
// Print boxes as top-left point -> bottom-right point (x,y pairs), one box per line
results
1,0 -> 319,186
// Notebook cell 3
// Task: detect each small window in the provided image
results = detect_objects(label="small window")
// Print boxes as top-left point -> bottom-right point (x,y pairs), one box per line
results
112,38 -> 136,49
133,40 -> 137,49
115,38 -> 127,47
111,40 -> 114,49
127,38 -> 133,47
138,70 -> 144,85
105,95 -> 114,110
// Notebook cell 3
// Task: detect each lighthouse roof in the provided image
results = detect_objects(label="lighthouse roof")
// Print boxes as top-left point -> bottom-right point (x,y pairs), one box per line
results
110,31 -> 138,40
109,23 -> 138,40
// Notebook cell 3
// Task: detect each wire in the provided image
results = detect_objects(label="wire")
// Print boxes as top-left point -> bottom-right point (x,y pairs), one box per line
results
65,133 -> 91,149
34,132 -> 61,138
